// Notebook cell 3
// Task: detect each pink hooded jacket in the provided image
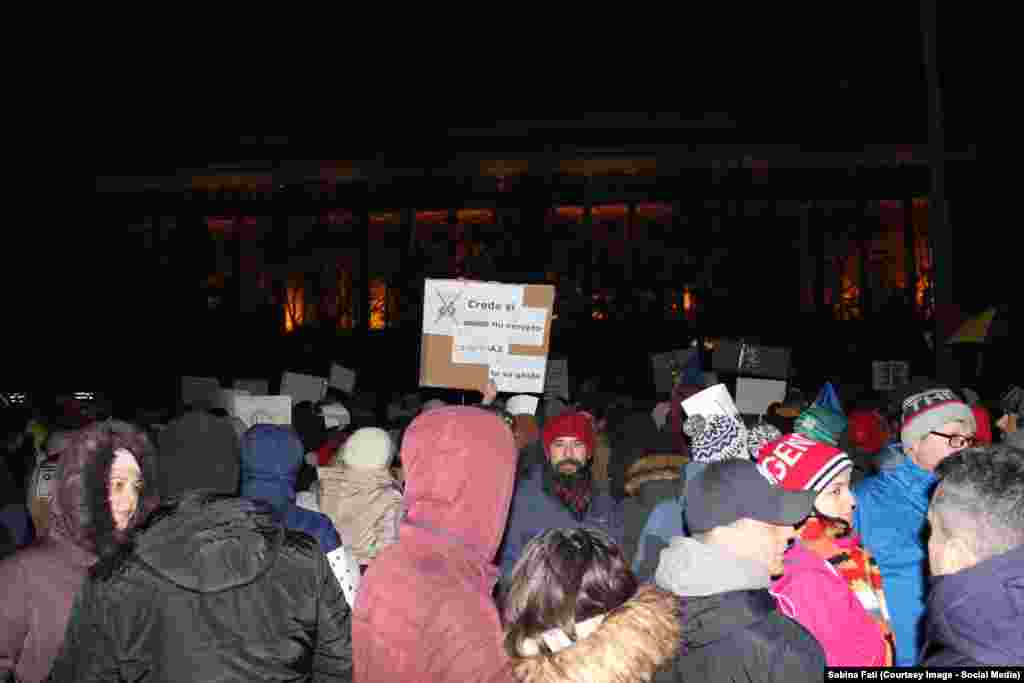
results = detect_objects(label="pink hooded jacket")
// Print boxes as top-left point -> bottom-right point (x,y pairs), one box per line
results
772,540 -> 889,667
352,406 -> 518,683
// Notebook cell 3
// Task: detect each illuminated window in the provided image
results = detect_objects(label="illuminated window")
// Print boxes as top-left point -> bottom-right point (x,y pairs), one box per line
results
665,287 -> 698,321
369,280 -> 387,330
284,286 -> 305,333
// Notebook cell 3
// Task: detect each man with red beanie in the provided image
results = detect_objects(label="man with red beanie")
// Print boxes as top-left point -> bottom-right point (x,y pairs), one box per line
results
498,411 -> 624,580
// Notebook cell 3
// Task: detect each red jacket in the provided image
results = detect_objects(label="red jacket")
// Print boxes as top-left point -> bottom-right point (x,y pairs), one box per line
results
352,406 -> 518,683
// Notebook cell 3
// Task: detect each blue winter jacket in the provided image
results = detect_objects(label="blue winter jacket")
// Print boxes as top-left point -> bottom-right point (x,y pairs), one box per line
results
631,461 -> 708,581
240,424 -> 341,554
498,462 -> 623,579
853,452 -> 936,666
876,439 -> 906,471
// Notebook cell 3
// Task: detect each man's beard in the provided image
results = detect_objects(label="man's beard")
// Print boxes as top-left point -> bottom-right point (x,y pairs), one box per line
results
544,459 -> 594,522
551,458 -> 590,484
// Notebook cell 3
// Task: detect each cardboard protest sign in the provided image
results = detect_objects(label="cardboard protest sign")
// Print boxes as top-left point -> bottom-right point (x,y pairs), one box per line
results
280,371 -> 328,405
329,364 -> 358,394
711,341 -> 790,379
181,376 -> 221,407
216,388 -> 250,412
234,378 -> 269,395
29,462 -> 59,537
735,378 -> 788,416
872,361 -> 910,392
711,340 -> 743,373
33,462 -> 58,500
420,279 -> 554,394
544,359 -> 570,400
231,395 -> 292,430
737,344 -> 791,379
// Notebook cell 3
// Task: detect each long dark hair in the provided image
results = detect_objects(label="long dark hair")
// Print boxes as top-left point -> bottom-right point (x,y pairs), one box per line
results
501,527 -> 638,657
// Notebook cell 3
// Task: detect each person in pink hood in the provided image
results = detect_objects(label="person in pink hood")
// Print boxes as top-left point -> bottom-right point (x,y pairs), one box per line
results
352,406 -> 518,683
758,433 -> 895,667
0,420 -> 160,683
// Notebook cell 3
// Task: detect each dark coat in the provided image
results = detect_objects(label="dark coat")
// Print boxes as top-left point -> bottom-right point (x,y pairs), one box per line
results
653,590 -> 826,683
46,492 -> 353,682
921,545 -> 1024,666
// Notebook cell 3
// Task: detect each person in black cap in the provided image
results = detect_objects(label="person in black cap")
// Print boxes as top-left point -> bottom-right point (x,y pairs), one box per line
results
651,459 -> 826,683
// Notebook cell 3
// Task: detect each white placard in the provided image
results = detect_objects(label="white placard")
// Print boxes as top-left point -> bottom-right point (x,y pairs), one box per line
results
680,383 -> 741,421
872,361 -> 911,392
423,279 -> 536,340
216,388 -> 250,412
181,376 -> 221,407
544,359 -> 570,400
326,545 -> 362,609
505,306 -> 548,346
280,371 -> 328,405
506,394 -> 540,416
735,378 -> 788,416
33,462 -> 58,500
231,395 -> 292,429
451,332 -> 494,365
488,355 -> 547,394
329,364 -> 358,394
234,378 -> 269,395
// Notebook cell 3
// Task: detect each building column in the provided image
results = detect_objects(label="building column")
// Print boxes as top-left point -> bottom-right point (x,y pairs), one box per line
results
921,0 -> 957,384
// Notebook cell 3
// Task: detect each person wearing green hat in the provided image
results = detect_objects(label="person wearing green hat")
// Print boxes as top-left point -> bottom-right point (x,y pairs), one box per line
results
794,406 -> 848,447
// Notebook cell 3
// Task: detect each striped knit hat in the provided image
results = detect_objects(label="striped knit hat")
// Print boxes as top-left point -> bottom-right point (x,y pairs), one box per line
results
900,387 -> 974,450
757,433 -> 853,492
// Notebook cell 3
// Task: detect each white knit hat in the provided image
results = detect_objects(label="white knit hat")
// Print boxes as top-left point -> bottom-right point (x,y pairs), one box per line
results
339,427 -> 394,469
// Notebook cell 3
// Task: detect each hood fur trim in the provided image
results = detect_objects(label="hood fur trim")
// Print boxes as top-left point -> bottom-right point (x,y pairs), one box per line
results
511,584 -> 682,682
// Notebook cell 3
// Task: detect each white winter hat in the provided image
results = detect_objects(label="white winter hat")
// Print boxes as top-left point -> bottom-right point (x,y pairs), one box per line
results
339,427 -> 394,469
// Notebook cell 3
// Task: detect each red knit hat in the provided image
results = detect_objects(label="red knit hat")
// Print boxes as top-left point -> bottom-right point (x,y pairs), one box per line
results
757,433 -> 853,492
848,409 -> 887,454
542,412 -> 596,457
971,404 -> 993,445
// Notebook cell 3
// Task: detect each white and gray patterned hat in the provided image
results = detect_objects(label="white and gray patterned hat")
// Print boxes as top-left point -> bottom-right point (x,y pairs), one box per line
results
685,414 -> 749,463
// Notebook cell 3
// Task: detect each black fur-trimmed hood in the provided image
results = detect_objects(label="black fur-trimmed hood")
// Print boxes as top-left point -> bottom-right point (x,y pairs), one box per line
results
52,420 -> 160,563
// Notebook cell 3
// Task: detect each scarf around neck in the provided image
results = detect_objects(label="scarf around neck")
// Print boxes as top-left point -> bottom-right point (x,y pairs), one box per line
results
799,515 -> 895,663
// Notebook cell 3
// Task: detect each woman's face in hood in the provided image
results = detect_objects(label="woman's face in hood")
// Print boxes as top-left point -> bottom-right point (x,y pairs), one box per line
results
109,448 -> 143,530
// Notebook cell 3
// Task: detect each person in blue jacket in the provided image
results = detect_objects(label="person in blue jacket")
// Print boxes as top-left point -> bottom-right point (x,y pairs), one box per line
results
499,411 -> 623,580
853,386 -> 975,666
240,423 -> 341,553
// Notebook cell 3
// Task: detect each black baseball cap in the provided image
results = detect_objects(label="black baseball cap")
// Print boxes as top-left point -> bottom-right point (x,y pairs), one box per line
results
686,458 -> 817,534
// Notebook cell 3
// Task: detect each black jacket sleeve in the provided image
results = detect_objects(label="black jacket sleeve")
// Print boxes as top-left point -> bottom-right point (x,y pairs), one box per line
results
47,583 -> 121,682
313,550 -> 354,682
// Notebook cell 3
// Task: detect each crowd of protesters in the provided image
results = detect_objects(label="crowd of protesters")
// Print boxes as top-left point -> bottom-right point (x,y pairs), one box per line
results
2,371 -> 1022,681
